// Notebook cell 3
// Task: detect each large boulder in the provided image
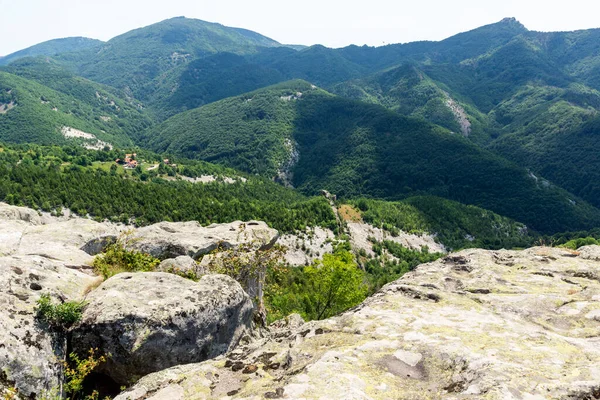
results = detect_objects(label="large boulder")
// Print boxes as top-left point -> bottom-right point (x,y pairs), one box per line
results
0,203 -> 48,225
157,256 -> 204,277
128,221 -> 278,260
0,203 -> 120,266
16,219 -> 120,266
71,273 -> 254,385
0,202 -> 279,266
0,255 -> 98,397
116,247 -> 600,399
578,244 -> 600,261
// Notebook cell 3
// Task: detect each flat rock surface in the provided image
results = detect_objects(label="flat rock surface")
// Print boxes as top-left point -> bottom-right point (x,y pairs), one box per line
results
0,203 -> 279,266
157,255 -> 203,276
116,246 -> 600,400
129,221 -> 278,260
71,273 -> 254,385
0,203 -> 119,265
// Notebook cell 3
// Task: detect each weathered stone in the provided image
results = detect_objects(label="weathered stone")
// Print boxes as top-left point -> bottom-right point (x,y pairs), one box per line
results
578,245 -> 600,261
0,203 -> 278,268
128,221 -> 278,260
278,227 -> 335,266
0,202 -> 277,397
71,273 -> 254,385
81,235 -> 118,256
157,256 -> 203,276
0,255 -> 97,398
0,203 -> 47,225
117,247 -> 600,399
0,203 -> 120,266
347,221 -> 446,257
17,219 -> 119,266
199,251 -> 263,304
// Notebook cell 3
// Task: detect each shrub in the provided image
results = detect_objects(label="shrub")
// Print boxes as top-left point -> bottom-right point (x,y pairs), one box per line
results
63,348 -> 107,400
204,243 -> 286,323
162,266 -> 200,282
35,294 -> 85,330
92,234 -> 160,279
265,250 -> 369,322
560,236 -> 600,250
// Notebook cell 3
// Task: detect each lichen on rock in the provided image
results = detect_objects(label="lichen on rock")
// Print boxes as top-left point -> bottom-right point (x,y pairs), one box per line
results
117,246 -> 600,399
71,273 -> 254,386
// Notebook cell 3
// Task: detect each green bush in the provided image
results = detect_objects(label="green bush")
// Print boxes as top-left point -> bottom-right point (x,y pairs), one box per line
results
35,294 -> 85,330
364,241 -> 443,293
560,236 -> 600,250
63,348 -> 107,400
92,236 -> 160,279
265,249 -> 368,322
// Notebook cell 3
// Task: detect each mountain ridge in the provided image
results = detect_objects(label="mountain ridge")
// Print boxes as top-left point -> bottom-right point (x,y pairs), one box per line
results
143,80 -> 600,233
2,17 -> 600,236
0,37 -> 104,66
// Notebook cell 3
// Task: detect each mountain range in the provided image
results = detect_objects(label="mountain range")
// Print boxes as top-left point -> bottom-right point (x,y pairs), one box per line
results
2,16 -> 600,236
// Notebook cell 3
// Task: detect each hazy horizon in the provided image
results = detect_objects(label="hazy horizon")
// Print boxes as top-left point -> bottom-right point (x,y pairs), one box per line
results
1,0 -> 600,56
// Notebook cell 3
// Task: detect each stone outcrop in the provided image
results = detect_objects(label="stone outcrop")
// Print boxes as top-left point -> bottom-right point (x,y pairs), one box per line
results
116,246 -> 600,400
578,245 -> 600,261
0,203 -> 119,266
0,203 -> 277,397
347,221 -> 446,257
157,255 -> 203,276
129,221 -> 278,260
0,255 -> 98,397
277,227 -> 335,267
4,201 -> 600,399
71,273 -> 254,385
0,203 -> 280,266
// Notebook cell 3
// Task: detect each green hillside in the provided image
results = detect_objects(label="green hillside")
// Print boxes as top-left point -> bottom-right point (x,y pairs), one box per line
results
141,44 -> 366,119
147,52 -> 286,119
66,17 -> 283,99
326,26 -> 600,209
3,17 -> 600,236
0,68 -> 152,146
490,108 -> 600,208
350,196 -> 532,251
0,37 -> 103,66
143,81 -> 600,233
0,142 -> 537,250
0,142 -> 336,232
144,80 -> 323,177
331,64 -> 491,143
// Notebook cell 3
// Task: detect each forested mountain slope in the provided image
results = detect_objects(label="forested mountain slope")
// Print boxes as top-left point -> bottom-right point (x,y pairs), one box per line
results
59,17 -> 284,100
0,37 -> 103,66
3,17 -> 600,235
144,80 -> 322,177
0,142 -> 535,250
329,24 -> 600,207
144,81 -> 600,233
0,66 -> 152,146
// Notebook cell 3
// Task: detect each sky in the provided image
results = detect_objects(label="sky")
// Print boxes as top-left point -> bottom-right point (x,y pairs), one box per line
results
1,0 -> 600,56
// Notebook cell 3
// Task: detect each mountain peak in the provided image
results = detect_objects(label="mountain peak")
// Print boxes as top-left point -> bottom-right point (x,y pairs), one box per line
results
497,17 -> 528,31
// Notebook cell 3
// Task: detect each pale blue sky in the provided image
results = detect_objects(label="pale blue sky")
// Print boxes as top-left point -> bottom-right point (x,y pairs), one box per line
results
1,0 -> 599,56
